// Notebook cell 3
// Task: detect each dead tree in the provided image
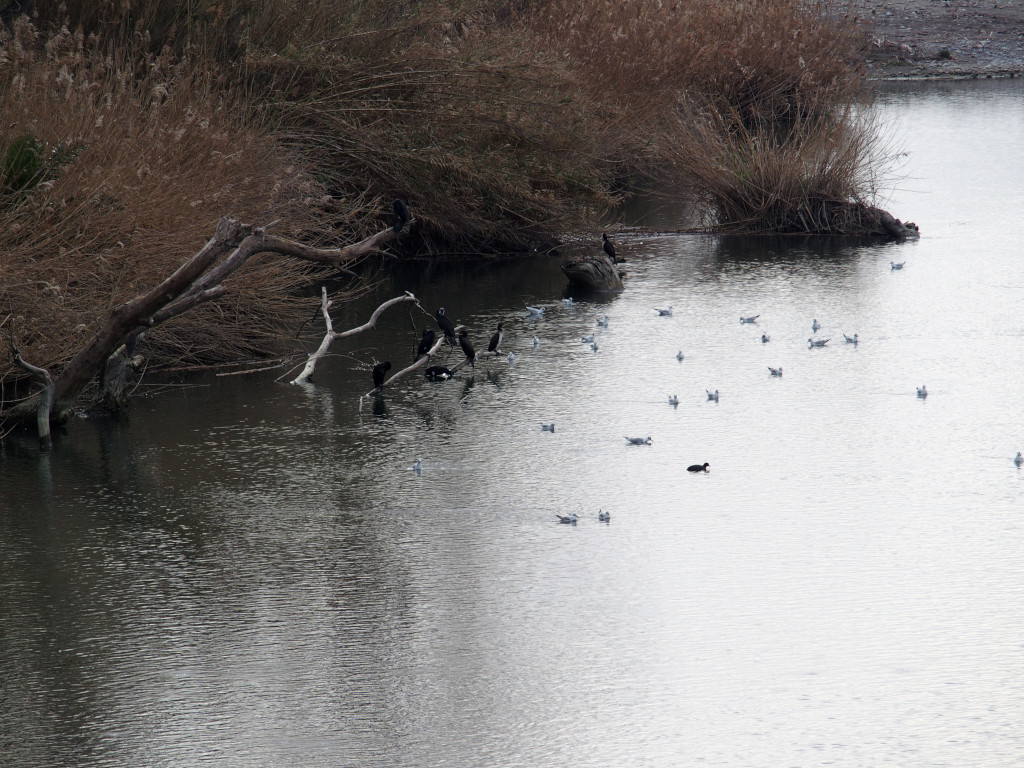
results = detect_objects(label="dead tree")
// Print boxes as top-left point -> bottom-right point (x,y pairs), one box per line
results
3,215 -> 406,448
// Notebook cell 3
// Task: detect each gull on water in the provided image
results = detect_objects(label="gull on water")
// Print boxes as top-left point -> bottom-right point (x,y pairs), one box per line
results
507,352 -> 516,365
556,513 -> 578,525
541,423 -> 555,432
761,333 -> 771,343
580,334 -> 594,344
768,366 -> 783,377
411,459 -> 422,474
676,350 -> 684,361
843,333 -> 859,344
625,436 -> 652,445
808,338 -> 829,348
532,335 -> 540,347
706,389 -> 719,401
917,385 -> 928,398
590,341 -> 599,352
562,297 -> 574,306
891,261 -> 905,270
1015,452 -> 1023,467
740,315 -> 759,324
655,306 -> 673,317
598,510 -> 611,522
596,315 -> 609,327
526,305 -> 545,316
668,395 -> 679,406
812,319 -> 821,332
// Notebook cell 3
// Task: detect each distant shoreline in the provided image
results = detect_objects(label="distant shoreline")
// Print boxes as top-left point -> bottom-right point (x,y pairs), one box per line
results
848,0 -> 1024,79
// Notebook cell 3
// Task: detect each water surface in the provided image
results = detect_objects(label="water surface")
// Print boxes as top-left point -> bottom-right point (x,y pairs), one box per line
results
2,78 -> 1024,768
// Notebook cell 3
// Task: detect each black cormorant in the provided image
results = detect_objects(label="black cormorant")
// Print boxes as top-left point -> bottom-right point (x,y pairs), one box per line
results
488,321 -> 503,353
602,232 -> 617,261
372,361 -> 392,389
458,328 -> 476,368
393,198 -> 411,233
435,307 -> 457,343
416,328 -> 435,359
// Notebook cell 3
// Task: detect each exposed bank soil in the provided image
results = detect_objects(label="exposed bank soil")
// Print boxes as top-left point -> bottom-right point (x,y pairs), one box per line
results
849,0 -> 1024,78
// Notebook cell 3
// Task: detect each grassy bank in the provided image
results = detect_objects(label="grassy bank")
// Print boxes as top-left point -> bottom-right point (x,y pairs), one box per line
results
1,0 -> 877,396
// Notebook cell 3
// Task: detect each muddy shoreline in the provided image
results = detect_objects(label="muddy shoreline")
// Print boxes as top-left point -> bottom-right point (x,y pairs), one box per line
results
850,0 -> 1024,79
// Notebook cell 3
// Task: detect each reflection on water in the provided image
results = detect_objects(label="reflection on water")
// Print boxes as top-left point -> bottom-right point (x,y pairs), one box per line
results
3,79 -> 1024,768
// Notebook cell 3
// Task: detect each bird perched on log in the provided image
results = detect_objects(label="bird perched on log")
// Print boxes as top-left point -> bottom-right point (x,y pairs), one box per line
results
393,198 -> 411,233
416,328 -> 435,360
488,321 -> 504,353
458,328 -> 476,368
372,361 -> 392,390
435,307 -> 457,343
602,232 -> 617,262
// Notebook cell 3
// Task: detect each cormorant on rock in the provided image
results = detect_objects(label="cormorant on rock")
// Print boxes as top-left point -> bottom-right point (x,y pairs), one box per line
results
602,233 -> 617,261
435,307 -> 457,343
416,328 -> 435,359
393,198 -> 411,233
372,361 -> 392,389
488,321 -> 504,353
458,328 -> 476,368
687,462 -> 710,473
425,365 -> 453,381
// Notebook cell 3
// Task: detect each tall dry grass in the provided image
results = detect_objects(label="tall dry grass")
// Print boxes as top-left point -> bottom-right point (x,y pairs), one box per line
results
0,20 -> 327,388
1,0 -> 881,396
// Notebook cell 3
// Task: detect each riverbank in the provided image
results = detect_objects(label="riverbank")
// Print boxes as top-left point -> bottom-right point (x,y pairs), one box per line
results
851,0 -> 1024,79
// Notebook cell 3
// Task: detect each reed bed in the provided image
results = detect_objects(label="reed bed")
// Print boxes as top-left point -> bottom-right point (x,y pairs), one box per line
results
1,0 -> 881,395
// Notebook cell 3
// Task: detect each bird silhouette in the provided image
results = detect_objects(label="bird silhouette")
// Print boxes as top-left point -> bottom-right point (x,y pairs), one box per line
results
488,321 -> 504,353
602,232 -> 617,261
435,308 -> 457,343
458,328 -> 476,368
416,328 -> 435,359
372,361 -> 391,389
687,462 -> 710,473
392,198 -> 411,233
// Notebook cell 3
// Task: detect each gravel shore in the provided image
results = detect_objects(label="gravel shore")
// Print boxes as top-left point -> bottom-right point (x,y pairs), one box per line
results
849,0 -> 1024,78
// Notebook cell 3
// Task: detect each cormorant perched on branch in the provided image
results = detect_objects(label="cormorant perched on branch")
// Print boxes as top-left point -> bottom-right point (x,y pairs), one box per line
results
416,328 -> 435,359
458,328 -> 476,368
393,198 -> 411,233
435,307 -> 457,343
488,321 -> 504,353
372,361 -> 392,389
602,232 -> 617,262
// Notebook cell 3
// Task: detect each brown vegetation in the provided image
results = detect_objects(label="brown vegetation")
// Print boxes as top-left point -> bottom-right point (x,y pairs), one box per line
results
2,0 -> 882,420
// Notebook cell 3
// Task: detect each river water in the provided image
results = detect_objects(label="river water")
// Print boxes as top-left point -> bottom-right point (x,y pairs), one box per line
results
2,79 -> 1023,768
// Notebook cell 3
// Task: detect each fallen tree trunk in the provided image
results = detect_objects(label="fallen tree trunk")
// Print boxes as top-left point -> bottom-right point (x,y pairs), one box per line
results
3,214 -> 407,442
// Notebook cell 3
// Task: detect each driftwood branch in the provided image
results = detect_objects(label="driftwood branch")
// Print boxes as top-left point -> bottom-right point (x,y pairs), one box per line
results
292,289 -> 420,385
3,214 -> 407,443
12,347 -> 55,450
